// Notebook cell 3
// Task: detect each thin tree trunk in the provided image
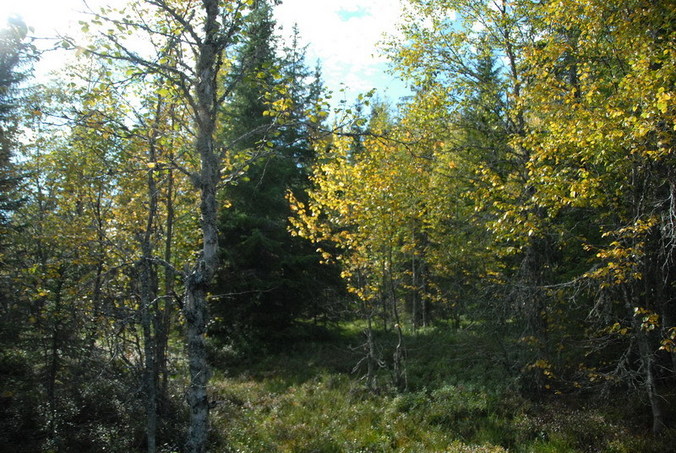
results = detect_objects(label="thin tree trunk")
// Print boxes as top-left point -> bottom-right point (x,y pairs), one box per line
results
421,267 -> 428,328
140,263 -> 158,453
47,316 -> 60,444
46,274 -> 64,447
411,249 -> 417,331
157,150 -> 175,409
184,284 -> 210,453
637,329 -> 665,435
365,311 -> 377,392
387,253 -> 407,392
625,287 -> 665,435
140,129 -> 161,453
185,2 -> 222,450
642,265 -> 668,435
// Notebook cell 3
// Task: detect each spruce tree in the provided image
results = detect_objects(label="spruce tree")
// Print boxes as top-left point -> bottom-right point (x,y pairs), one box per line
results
0,15 -> 33,230
0,14 -> 34,337
0,15 -> 37,447
211,3 -> 340,351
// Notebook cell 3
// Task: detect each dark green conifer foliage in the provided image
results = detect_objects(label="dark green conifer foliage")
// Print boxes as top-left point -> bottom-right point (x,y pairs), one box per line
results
457,46 -> 510,177
0,15 -> 34,341
0,15 -> 39,450
212,4 -> 341,350
0,15 -> 33,228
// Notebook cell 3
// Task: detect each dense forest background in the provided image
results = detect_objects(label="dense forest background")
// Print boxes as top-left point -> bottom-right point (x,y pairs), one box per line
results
0,0 -> 674,452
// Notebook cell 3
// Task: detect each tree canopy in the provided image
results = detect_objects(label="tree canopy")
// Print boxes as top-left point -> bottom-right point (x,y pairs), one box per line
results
0,0 -> 674,451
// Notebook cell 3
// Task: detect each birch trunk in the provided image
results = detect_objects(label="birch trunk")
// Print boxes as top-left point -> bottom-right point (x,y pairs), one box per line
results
184,1 -> 221,450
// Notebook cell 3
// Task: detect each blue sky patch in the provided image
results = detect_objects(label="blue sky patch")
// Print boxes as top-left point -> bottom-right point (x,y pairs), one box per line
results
337,7 -> 370,21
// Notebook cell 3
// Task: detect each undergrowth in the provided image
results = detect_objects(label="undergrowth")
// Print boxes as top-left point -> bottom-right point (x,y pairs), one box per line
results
207,322 -> 675,452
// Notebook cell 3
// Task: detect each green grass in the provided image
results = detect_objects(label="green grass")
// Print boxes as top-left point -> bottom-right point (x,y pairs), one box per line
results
206,322 -> 674,452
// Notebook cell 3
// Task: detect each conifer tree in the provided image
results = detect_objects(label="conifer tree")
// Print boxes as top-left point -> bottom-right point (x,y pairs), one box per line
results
211,3 -> 340,349
0,15 -> 33,234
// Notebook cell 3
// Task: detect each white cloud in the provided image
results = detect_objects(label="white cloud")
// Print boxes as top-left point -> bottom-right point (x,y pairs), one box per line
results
274,0 -> 408,102
0,0 -> 84,38
3,0 -> 410,104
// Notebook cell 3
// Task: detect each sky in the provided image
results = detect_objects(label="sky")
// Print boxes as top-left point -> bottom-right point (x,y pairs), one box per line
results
0,0 -> 410,105
273,0 -> 410,104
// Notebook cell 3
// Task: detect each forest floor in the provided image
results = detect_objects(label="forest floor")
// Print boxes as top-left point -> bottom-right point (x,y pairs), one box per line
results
206,322 -> 675,452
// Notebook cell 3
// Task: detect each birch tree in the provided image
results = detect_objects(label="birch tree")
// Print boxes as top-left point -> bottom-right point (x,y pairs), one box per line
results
73,1 -> 281,450
521,0 -> 675,433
